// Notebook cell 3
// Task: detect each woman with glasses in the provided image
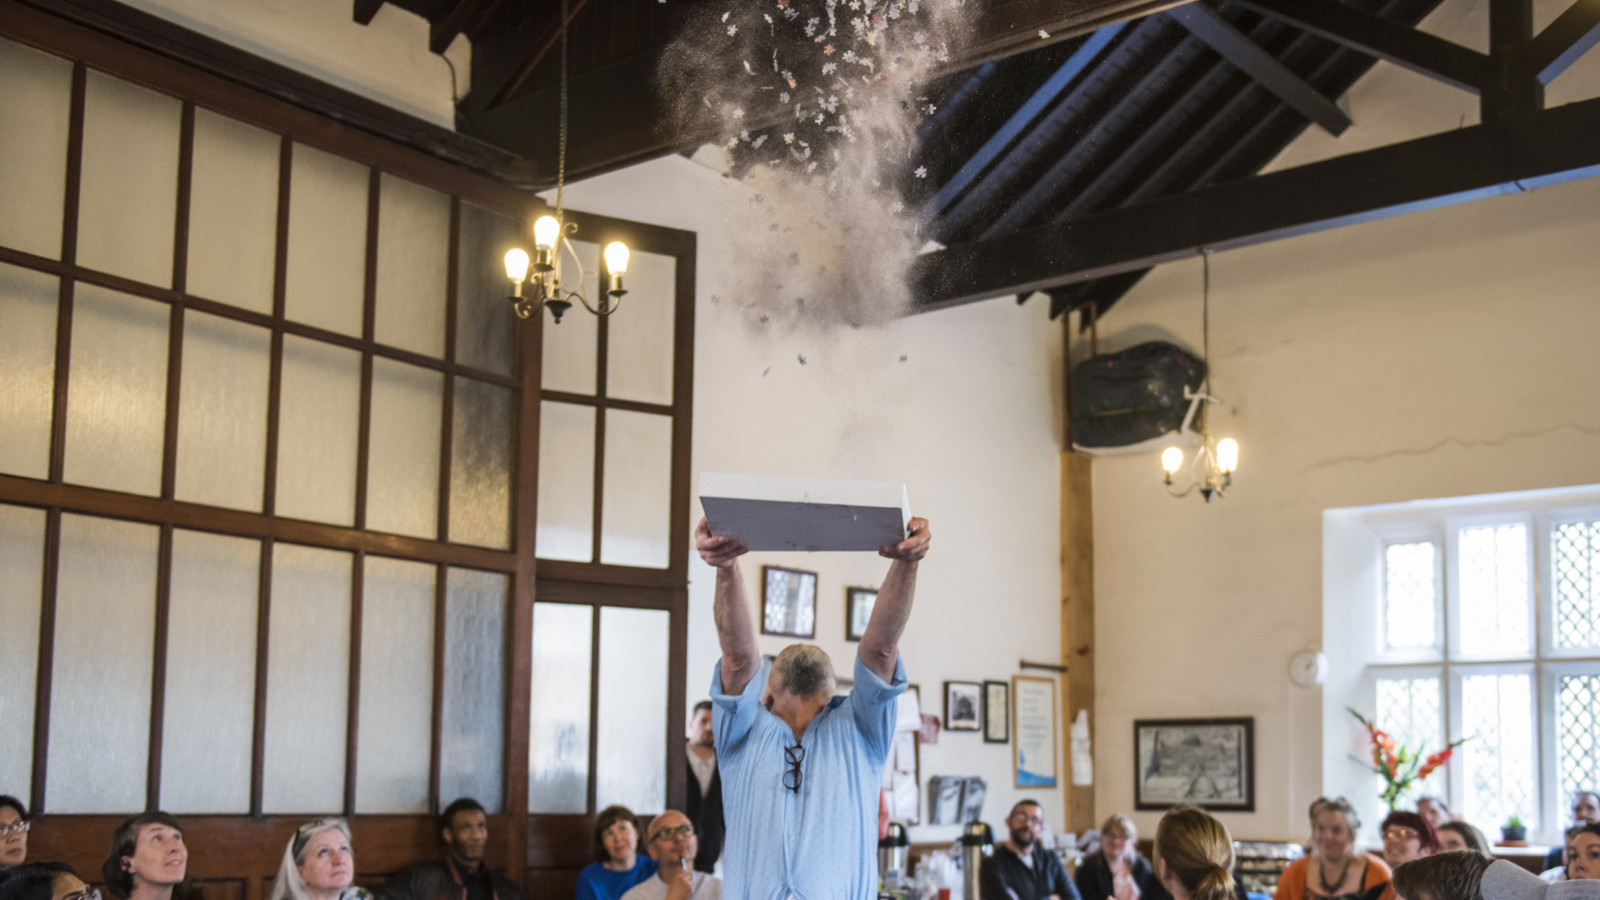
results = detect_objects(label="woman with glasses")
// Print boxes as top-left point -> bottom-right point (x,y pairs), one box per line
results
0,862 -> 98,900
1379,813 -> 1439,871
0,797 -> 28,870
1076,815 -> 1165,900
268,818 -> 370,900
576,806 -> 657,900
1274,798 -> 1391,900
101,813 -> 194,900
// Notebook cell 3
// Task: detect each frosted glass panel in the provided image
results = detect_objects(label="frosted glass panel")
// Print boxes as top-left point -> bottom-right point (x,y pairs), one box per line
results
188,108 -> 278,313
600,411 -> 672,568
264,544 -> 351,813
162,530 -> 258,813
605,250 -> 676,405
596,606 -> 668,813
456,202 -> 518,376
375,174 -> 448,357
276,336 -> 360,525
541,240 -> 600,394
0,264 -> 59,479
285,143 -> 367,336
450,378 -> 512,549
176,312 -> 270,510
0,505 -> 46,798
78,70 -> 180,286
63,284 -> 170,495
367,358 -> 442,538
0,39 -> 71,259
47,514 -> 159,813
537,401 -> 595,562
356,556 -> 435,813
442,567 -> 507,812
529,602 -> 592,813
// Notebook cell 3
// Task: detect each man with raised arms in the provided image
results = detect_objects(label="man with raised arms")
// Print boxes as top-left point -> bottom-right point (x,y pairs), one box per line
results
695,515 -> 932,900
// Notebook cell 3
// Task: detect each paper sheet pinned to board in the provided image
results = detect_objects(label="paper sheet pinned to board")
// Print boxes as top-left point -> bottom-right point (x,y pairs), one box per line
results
1071,708 -> 1093,786
699,472 -> 910,551
895,687 -> 922,733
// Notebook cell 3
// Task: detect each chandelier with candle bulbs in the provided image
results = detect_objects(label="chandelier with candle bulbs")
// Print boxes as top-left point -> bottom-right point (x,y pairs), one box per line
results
501,0 -> 629,324
1159,250 -> 1239,501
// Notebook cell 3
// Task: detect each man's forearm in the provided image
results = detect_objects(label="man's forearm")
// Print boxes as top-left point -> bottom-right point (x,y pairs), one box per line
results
857,558 -> 917,681
714,563 -> 760,694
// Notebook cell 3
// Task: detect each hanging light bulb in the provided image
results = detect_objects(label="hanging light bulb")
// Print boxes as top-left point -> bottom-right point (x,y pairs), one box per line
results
1161,447 -> 1184,481
532,216 -> 561,250
504,249 -> 530,295
604,241 -> 630,299
1215,438 -> 1239,474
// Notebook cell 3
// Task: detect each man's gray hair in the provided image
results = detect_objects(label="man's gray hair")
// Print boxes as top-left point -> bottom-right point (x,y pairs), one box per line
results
773,644 -> 835,699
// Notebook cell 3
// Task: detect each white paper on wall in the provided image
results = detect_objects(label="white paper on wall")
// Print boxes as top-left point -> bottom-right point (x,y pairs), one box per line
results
895,687 -> 921,733
1070,708 -> 1093,786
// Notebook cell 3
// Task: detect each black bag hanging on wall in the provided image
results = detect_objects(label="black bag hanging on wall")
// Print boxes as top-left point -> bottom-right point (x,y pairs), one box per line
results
1068,341 -> 1206,451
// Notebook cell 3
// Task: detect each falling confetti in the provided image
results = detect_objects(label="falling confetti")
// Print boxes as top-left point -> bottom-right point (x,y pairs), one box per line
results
1038,29 -> 1050,39
913,166 -> 927,178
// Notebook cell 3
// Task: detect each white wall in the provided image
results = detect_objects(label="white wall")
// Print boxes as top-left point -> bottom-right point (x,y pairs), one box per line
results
1089,0 -> 1600,842
115,0 -> 467,129
553,154 -> 1068,844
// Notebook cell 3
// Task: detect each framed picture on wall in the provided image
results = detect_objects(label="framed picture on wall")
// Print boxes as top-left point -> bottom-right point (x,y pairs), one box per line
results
1133,717 -> 1255,812
943,680 -> 982,731
845,586 -> 877,641
761,565 -> 817,638
983,680 -> 1010,744
1012,676 -> 1058,788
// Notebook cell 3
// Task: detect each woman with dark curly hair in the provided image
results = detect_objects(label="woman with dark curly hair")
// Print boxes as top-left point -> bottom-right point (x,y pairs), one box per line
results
0,862 -> 95,900
575,806 -> 657,900
101,813 -> 192,900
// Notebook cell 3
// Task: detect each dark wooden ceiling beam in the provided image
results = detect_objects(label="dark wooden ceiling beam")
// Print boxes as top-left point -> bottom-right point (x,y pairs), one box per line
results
1168,4 -> 1350,135
905,94 -> 1600,312
353,0 -> 386,26
963,0 -> 1195,66
1525,0 -> 1600,84
429,0 -> 492,54
487,0 -> 593,108
1226,0 -> 1490,93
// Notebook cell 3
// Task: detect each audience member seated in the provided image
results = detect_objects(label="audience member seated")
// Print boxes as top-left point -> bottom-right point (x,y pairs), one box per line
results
101,813 -> 194,900
1545,793 -> 1600,873
979,799 -> 1080,900
380,798 -> 520,900
1437,822 -> 1491,857
1076,815 -> 1163,900
1151,806 -> 1234,900
1381,812 -> 1440,871
1274,798 -> 1391,900
619,812 -> 719,900
1481,857 -> 1600,900
1415,797 -> 1453,832
269,818 -> 370,900
0,862 -> 94,900
1570,824 -> 1600,880
1538,827 -> 1585,883
1390,851 -> 1493,900
576,806 -> 657,900
0,797 -> 28,871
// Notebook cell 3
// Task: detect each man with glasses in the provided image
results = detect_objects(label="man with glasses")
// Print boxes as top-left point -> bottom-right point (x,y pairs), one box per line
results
620,812 -> 721,900
980,800 -> 1079,900
695,515 -> 932,900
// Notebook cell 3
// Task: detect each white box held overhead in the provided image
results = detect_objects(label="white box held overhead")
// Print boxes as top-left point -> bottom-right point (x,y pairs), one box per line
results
698,473 -> 911,552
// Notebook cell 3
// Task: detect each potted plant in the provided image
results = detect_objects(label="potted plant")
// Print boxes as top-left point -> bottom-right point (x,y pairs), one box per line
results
1347,708 -> 1469,811
1502,816 -> 1527,844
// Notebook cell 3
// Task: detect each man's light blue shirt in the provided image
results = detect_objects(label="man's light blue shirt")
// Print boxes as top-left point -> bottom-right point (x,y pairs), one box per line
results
709,652 -> 907,900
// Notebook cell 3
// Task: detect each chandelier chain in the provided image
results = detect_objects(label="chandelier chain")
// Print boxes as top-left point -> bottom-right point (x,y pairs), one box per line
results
555,0 -> 569,219
1202,248 -> 1211,398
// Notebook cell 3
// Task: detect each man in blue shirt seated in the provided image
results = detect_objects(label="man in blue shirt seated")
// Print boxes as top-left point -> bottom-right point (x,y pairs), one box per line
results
694,515 -> 932,900
980,800 -> 1081,900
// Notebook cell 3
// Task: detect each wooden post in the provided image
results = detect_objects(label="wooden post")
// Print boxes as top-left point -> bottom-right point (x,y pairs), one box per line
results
1060,312 -> 1096,837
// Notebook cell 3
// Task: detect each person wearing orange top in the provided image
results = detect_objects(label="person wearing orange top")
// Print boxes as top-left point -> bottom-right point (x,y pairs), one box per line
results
1274,798 -> 1391,900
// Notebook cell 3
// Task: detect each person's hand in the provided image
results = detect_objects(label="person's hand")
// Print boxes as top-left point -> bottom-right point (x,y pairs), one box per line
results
880,517 -> 931,562
696,517 -> 748,569
663,866 -> 694,900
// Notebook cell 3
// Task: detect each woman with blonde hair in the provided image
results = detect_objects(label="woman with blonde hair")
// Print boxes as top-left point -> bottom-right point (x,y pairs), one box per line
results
1152,806 -> 1236,900
1274,798 -> 1390,900
268,818 -> 370,900
1077,815 -> 1165,900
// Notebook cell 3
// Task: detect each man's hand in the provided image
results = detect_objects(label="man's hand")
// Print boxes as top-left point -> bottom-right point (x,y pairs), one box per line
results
663,866 -> 694,900
696,517 -> 749,569
880,517 -> 931,562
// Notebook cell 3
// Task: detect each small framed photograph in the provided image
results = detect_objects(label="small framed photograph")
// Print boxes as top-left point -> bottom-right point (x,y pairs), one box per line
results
845,587 -> 877,641
1133,717 -> 1255,812
983,680 -> 1010,744
761,565 -> 817,638
943,680 -> 982,732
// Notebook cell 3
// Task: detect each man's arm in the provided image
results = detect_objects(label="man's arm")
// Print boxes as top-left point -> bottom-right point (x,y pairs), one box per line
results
696,517 -> 759,695
857,517 -> 931,683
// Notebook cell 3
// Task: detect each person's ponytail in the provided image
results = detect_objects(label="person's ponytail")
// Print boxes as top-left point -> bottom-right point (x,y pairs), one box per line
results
1153,806 -> 1235,900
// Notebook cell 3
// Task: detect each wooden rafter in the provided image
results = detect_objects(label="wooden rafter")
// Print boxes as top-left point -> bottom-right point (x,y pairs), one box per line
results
1525,0 -> 1600,84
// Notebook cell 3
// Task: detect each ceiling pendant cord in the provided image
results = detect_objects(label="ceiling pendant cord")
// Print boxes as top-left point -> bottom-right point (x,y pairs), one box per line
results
555,0 -> 569,220
1201,247 -> 1211,399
